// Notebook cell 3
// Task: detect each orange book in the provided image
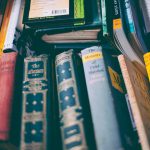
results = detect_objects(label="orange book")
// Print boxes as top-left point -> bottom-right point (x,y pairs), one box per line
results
0,0 -> 14,55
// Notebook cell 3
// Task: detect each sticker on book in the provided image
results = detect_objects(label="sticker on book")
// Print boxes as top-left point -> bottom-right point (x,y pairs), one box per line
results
144,52 -> 150,81
108,66 -> 124,93
29,0 -> 69,18
113,19 -> 122,29
82,52 -> 102,63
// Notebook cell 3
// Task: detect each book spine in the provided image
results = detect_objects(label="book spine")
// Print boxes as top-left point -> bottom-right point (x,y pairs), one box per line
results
81,46 -> 123,150
123,0 -> 135,33
144,52 -> 150,82
0,52 -> 17,140
55,50 -> 87,150
0,0 -> 14,55
21,55 -> 49,150
118,55 -> 150,150
100,0 -> 108,36
112,0 -> 122,30
3,0 -> 22,51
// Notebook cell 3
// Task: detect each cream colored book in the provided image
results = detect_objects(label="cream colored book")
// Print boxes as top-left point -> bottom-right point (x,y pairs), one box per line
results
118,54 -> 150,150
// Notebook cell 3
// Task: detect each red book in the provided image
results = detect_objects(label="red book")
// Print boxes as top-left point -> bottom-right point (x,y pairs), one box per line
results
0,52 -> 17,140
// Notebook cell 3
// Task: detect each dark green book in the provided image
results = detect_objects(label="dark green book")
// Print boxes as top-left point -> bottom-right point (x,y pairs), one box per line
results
23,0 -> 86,28
20,55 -> 51,150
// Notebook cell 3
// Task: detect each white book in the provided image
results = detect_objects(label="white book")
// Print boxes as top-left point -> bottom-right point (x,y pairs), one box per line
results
3,0 -> 22,51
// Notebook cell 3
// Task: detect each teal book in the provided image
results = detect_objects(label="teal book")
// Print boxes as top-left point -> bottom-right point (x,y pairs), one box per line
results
20,55 -> 51,150
81,46 -> 141,150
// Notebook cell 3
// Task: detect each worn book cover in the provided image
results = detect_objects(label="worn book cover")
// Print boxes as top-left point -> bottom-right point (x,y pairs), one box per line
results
20,55 -> 51,150
81,46 -> 141,150
55,49 -> 97,150
0,52 -> 18,141
118,54 -> 150,150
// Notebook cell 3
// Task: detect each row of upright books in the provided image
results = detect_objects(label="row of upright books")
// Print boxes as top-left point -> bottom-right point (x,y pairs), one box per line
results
0,0 -> 150,150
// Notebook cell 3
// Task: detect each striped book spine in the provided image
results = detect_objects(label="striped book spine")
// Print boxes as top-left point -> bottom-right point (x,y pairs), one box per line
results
0,52 -> 18,140
55,50 -> 87,150
21,55 -> 49,150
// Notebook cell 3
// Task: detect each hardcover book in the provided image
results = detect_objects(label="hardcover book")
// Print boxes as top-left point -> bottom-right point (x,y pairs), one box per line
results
81,46 -> 141,150
0,51 -> 18,141
118,54 -> 150,150
55,50 -> 94,150
20,55 -> 50,150
31,0 -> 101,42
23,0 -> 86,28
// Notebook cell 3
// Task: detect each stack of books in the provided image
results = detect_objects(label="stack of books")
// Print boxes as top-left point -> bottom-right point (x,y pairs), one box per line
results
0,0 -> 150,150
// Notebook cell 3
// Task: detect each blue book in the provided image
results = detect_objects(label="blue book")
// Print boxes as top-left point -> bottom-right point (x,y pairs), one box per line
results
81,46 -> 141,150
20,55 -> 50,150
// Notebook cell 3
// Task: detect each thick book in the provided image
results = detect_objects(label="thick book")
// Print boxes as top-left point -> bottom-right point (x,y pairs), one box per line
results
23,0 -> 86,28
0,51 -> 18,141
20,55 -> 50,150
111,0 -> 144,67
55,49 -> 96,150
81,46 -> 141,150
118,54 -> 150,150
32,0 -> 101,42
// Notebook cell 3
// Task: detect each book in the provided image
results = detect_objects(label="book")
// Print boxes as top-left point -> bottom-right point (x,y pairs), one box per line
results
112,0 -> 145,67
118,54 -> 150,150
81,46 -> 141,150
23,0 -> 86,28
121,0 -> 148,54
0,0 -> 8,29
20,55 -> 50,150
0,51 -> 18,141
3,0 -> 22,51
138,0 -> 150,34
30,0 -> 101,43
41,29 -> 100,43
144,52 -> 150,82
0,0 -> 14,55
55,50 -> 94,150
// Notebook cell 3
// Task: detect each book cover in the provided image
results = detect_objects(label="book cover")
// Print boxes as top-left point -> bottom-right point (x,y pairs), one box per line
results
20,55 -> 51,150
23,0 -> 85,28
0,51 -> 18,141
33,0 -> 101,38
55,50 -> 94,150
3,0 -> 22,51
81,46 -> 141,150
118,54 -> 150,150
